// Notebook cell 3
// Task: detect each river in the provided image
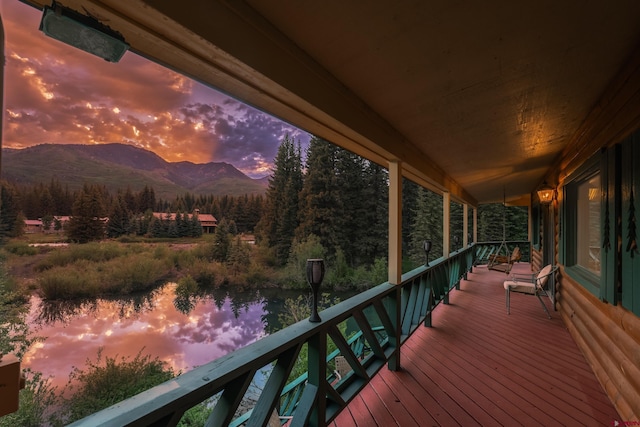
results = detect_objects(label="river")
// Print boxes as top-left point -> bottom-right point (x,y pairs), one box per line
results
22,283 -> 313,390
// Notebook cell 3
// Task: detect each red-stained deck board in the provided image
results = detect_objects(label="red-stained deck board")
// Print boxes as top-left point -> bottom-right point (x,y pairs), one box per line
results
332,263 -> 620,427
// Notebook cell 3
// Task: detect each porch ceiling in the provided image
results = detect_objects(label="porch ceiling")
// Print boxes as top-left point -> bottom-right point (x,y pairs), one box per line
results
19,0 -> 640,204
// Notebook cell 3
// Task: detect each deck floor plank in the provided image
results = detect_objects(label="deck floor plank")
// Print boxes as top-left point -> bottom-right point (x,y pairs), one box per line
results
332,263 -> 620,427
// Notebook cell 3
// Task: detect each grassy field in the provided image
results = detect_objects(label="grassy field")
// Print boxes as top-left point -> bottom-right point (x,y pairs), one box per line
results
1,236 -> 274,300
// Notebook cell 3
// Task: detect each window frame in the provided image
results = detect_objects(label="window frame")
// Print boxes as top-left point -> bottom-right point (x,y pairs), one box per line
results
561,153 -> 603,297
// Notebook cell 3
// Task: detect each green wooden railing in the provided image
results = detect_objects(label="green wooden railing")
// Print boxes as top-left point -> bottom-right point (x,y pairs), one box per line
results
69,246 -> 476,427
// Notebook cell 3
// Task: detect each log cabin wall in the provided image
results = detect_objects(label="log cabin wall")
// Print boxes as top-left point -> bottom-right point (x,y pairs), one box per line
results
542,45 -> 640,421
557,270 -> 640,420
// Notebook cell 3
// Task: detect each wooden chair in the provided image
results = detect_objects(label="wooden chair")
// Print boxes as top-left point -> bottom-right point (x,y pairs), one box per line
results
503,264 -> 558,319
488,246 -> 521,274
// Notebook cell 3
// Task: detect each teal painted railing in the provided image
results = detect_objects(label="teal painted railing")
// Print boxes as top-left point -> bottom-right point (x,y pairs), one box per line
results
69,245 -> 476,427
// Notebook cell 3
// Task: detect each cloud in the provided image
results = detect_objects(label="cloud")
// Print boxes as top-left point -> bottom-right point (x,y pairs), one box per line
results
1,0 -> 310,178
23,285 -> 268,389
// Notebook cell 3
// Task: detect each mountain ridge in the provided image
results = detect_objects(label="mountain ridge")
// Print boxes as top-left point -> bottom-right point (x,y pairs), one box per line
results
1,143 -> 268,199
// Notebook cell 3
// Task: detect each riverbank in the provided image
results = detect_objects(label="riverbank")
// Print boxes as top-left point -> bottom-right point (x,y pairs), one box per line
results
2,237 -> 277,301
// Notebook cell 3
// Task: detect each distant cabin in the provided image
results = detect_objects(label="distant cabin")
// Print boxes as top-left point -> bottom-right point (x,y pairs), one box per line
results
240,234 -> 256,244
24,216 -> 70,234
24,219 -> 42,234
152,209 -> 218,234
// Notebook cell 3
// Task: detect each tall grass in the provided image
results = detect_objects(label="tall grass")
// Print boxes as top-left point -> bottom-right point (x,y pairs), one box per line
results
35,241 -> 143,272
38,256 -> 168,299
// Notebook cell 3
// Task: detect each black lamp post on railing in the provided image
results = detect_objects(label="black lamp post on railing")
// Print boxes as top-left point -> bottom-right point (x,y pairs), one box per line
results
423,240 -> 432,267
306,259 -> 325,323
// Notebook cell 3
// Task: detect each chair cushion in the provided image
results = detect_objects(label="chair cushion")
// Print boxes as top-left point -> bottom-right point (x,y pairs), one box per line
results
536,265 -> 553,280
536,265 -> 553,288
503,280 -> 536,294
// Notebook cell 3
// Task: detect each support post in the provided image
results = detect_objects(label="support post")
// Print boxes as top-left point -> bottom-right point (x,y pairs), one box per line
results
443,192 -> 450,258
388,161 -> 402,285
463,203 -> 469,248
387,160 -> 402,371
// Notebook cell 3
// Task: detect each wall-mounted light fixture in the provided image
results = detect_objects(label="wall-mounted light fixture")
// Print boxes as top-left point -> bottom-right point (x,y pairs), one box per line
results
39,2 -> 129,62
537,182 -> 555,204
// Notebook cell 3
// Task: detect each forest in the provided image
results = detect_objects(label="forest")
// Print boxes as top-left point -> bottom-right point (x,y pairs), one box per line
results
0,134 -> 528,270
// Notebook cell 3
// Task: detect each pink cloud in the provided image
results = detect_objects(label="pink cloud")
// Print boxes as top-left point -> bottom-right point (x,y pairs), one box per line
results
1,0 -> 309,177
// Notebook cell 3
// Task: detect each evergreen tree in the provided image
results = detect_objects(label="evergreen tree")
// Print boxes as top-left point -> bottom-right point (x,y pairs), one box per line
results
257,134 -> 303,264
409,187 -> 443,264
333,148 -> 366,265
227,236 -> 251,276
296,137 -> 340,257
212,219 -> 232,262
402,178 -> 419,255
450,200 -> 464,251
360,161 -> 388,263
189,212 -> 203,237
138,185 -> 156,213
107,195 -> 130,238
67,184 -> 106,243
0,182 -> 25,239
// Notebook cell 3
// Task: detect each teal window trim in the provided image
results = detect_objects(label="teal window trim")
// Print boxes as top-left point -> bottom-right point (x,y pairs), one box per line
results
621,133 -> 640,314
532,201 -> 541,250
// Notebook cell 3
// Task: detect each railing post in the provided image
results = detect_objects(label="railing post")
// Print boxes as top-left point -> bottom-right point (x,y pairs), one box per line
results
306,331 -> 327,427
387,286 -> 402,371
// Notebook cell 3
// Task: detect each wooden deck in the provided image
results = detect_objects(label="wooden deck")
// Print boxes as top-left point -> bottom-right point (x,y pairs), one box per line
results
331,263 -> 620,427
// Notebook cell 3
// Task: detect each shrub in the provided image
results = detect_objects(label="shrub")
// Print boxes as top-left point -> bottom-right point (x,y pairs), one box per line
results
105,255 -> 167,294
280,235 -> 326,288
2,241 -> 38,256
62,348 -> 175,424
37,261 -> 101,299
185,258 -> 218,287
0,370 -> 61,427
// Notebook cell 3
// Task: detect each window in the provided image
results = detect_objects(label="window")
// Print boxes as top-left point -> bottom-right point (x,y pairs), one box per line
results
561,154 -> 602,296
576,173 -> 601,276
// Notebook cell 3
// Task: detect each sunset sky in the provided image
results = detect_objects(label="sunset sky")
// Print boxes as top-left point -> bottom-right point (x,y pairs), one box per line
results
0,0 -> 311,178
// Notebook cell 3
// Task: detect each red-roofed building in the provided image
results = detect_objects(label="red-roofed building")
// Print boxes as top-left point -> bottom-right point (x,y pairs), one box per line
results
152,209 -> 217,234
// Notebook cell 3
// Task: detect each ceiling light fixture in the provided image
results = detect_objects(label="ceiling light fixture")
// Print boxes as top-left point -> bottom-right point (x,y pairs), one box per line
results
39,2 -> 129,63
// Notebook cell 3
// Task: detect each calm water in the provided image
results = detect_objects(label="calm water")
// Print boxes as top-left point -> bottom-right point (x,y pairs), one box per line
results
23,284 -> 307,389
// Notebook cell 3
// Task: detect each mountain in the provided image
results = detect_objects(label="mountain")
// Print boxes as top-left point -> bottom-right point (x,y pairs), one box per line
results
1,143 -> 268,199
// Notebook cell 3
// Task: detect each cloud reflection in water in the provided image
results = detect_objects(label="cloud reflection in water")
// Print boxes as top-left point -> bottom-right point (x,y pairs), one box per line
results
23,283 -> 268,388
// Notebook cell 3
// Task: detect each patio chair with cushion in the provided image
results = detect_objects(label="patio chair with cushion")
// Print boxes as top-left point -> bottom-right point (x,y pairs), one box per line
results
503,264 -> 558,319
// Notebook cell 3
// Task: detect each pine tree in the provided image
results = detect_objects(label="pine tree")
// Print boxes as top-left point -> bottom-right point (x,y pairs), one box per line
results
296,137 -> 340,257
107,195 -> 130,238
138,185 -> 156,213
257,134 -> 303,264
360,161 -> 388,263
67,184 -> 106,243
333,148 -> 366,265
402,178 -> 420,255
410,188 -> 443,263
0,182 -> 24,239
212,219 -> 232,262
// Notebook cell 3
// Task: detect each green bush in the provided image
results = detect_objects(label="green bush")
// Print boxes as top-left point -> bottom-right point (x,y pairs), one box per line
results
103,255 -> 167,294
62,348 -> 175,424
185,258 -> 218,287
0,370 -> 61,427
2,241 -> 38,256
280,235 -> 326,288
37,261 -> 101,299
